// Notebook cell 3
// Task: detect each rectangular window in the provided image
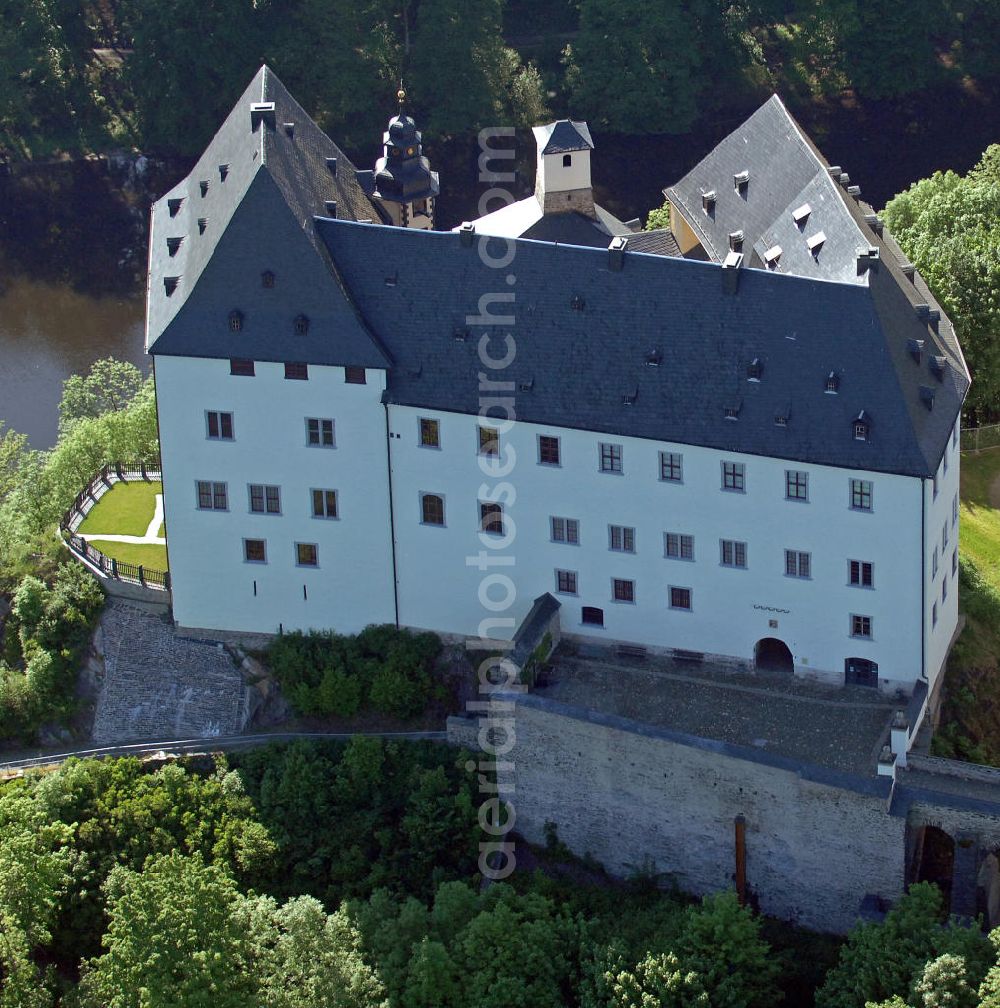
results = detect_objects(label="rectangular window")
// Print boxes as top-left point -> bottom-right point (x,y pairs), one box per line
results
849,560 -> 873,587
244,538 -> 266,563
659,451 -> 683,482
785,470 -> 808,501
582,605 -> 604,626
556,569 -> 577,595
851,614 -> 872,639
478,425 -> 499,458
249,484 -> 280,514
197,480 -> 227,510
850,479 -> 873,511
284,362 -> 308,380
942,522 -> 948,550
345,366 -> 366,384
720,539 -> 747,568
480,502 -> 503,535
229,358 -> 254,376
306,417 -> 335,447
669,586 -> 692,610
206,411 -> 234,440
942,577 -> 947,603
419,418 -> 440,448
551,517 -> 579,544
933,601 -> 938,627
952,548 -> 958,577
311,489 -> 338,519
538,435 -> 560,466
932,546 -> 938,578
722,461 -> 745,492
953,492 -> 959,527
599,443 -> 623,473
296,543 -> 318,567
421,493 -> 444,526
609,525 -> 635,553
785,550 -> 810,578
665,533 -> 694,560
613,578 -> 635,603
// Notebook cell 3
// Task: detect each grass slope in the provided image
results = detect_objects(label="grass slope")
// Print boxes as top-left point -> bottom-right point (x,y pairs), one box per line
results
84,540 -> 168,571
78,480 -> 162,537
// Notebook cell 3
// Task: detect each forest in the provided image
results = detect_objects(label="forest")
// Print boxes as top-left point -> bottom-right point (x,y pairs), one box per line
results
5,737 -> 1000,1008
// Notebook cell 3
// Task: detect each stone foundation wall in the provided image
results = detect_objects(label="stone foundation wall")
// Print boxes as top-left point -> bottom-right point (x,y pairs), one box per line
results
448,694 -> 904,933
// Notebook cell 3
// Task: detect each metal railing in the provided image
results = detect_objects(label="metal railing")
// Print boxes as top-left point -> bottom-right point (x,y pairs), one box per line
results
960,424 -> 1000,454
59,463 -> 169,592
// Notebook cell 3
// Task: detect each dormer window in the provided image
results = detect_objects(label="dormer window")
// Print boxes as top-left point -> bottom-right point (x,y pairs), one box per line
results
724,404 -> 741,421
775,413 -> 789,427
792,202 -> 811,227
701,190 -> 716,213
219,164 -> 229,181
562,154 -> 572,167
571,295 -> 585,311
853,413 -> 871,442
166,237 -> 182,257
807,231 -> 826,255
763,245 -> 782,269
825,372 -> 840,393
734,170 -> 750,193
197,218 -> 208,234
746,358 -> 762,381
728,230 -> 744,251
228,310 -> 243,332
262,270 -> 275,289
294,314 -> 310,335
645,349 -> 662,367
168,198 -> 183,217
164,276 -> 180,296
199,180 -> 209,197
908,338 -> 924,363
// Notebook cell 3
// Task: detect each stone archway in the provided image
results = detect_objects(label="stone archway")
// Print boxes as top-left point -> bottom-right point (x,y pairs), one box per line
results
754,637 -> 794,677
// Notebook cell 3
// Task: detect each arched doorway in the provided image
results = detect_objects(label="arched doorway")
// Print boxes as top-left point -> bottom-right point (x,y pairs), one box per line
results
754,638 -> 793,677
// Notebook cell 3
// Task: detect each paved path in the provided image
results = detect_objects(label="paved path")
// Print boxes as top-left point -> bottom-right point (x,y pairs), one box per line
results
80,493 -> 166,545
92,599 -> 248,743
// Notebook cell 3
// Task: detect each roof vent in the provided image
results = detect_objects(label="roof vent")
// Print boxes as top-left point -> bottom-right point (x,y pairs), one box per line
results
847,184 -> 861,199
197,217 -> 208,234
825,371 -> 840,393
458,221 -> 475,247
645,349 -> 663,367
792,202 -> 811,225
250,101 -> 276,131
283,122 -> 295,137
722,251 -> 743,294
908,338 -> 924,362
218,164 -> 229,181
608,235 -> 627,272
166,236 -> 183,256
728,230 -> 744,251
571,295 -> 585,311
452,326 -> 468,342
518,377 -> 534,392
167,198 -> 183,217
930,355 -> 947,381
919,386 -> 936,410
163,276 -> 180,296
199,180 -> 209,197
623,388 -> 638,407
325,157 -> 338,176
807,231 -> 826,254
701,190 -> 716,212
747,357 -> 762,381
763,245 -> 782,268
324,200 -> 337,217
734,170 -> 750,189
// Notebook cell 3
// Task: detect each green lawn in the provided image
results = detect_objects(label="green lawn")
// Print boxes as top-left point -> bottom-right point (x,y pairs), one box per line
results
85,540 -> 168,572
78,481 -> 162,538
959,449 -> 1000,596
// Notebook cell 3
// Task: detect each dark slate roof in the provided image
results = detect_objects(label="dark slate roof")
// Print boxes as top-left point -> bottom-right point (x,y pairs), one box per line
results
146,65 -> 388,367
317,220 -> 967,478
623,228 -> 681,258
536,120 -> 594,154
521,209 -> 631,246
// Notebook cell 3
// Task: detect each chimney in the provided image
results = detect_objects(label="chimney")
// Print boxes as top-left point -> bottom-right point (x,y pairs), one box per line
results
458,221 -> 475,247
722,251 -> 743,294
608,235 -> 626,272
250,102 -> 276,131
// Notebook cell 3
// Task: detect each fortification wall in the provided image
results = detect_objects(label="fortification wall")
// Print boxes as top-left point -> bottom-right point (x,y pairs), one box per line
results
449,694 -> 904,934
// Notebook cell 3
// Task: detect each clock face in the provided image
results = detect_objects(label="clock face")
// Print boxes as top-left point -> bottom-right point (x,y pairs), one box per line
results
390,148 -> 401,157
406,146 -> 416,156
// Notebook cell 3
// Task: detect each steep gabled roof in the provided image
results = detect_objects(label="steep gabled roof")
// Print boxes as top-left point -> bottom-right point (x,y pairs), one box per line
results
318,220 -> 967,478
146,65 -> 388,367
535,120 -> 594,155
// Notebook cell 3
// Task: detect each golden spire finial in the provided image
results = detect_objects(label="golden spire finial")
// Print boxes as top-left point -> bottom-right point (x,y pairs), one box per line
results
397,82 -> 406,108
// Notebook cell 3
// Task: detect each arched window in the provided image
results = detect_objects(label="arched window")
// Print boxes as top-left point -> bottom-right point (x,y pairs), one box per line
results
845,657 -> 878,687
562,154 -> 572,167
582,606 -> 604,626
228,310 -> 243,332
421,494 -> 444,526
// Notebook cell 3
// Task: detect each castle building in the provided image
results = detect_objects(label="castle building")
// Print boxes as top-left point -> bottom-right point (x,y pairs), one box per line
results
147,67 -> 968,702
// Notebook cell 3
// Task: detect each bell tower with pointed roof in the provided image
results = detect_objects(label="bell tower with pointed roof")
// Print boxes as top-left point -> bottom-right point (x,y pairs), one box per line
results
366,88 -> 440,230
